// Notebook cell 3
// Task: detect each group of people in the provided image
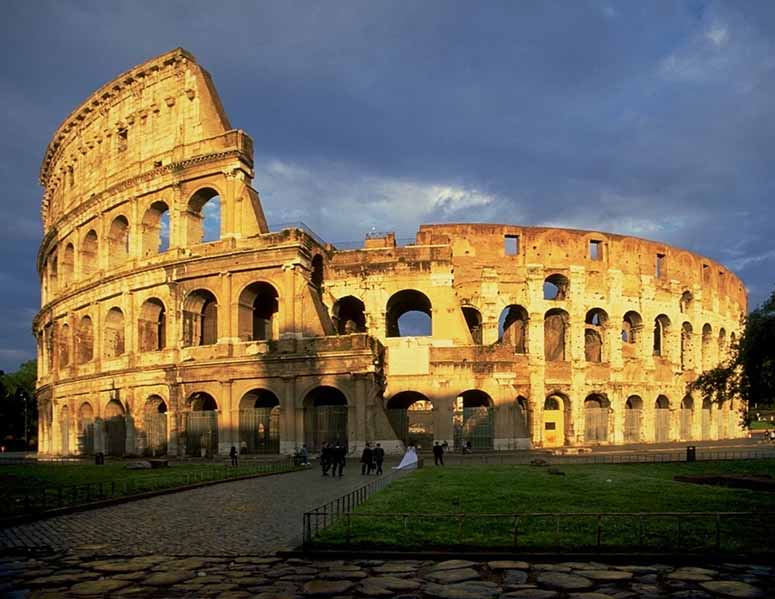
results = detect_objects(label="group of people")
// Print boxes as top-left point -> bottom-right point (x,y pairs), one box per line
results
359,442 -> 386,475
319,441 -> 347,477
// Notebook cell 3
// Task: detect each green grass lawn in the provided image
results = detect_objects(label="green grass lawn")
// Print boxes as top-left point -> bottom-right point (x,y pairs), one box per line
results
315,460 -> 775,552
0,459 -> 296,516
750,420 -> 774,429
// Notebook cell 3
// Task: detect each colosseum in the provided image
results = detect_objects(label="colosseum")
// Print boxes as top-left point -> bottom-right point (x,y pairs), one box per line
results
34,48 -> 747,458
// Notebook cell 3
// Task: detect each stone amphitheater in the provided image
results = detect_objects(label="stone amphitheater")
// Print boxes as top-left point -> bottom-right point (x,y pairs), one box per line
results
33,48 -> 747,458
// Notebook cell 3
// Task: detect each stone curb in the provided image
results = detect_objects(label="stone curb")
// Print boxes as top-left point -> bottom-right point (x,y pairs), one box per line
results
0,466 -> 301,529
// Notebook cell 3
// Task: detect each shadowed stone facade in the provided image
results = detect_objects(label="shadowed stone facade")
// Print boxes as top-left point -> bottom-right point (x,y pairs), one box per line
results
34,49 -> 747,457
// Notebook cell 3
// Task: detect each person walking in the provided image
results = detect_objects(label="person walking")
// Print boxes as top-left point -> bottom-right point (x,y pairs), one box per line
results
333,441 -> 346,477
433,441 -> 444,466
373,443 -> 385,475
229,445 -> 239,467
321,443 -> 331,476
361,442 -> 374,475
300,444 -> 310,466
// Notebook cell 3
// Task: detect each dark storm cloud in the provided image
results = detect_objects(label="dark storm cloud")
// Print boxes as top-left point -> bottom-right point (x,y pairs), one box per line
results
1,0 -> 773,370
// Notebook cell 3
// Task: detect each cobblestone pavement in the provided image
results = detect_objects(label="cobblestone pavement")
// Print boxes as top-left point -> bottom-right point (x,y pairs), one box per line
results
1,551 -> 771,598
0,460 -> 394,555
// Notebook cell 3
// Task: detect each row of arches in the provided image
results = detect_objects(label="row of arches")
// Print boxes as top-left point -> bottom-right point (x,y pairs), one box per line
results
56,385 -> 350,457
542,393 -> 738,446
43,188 -> 221,296
47,284 -> 735,370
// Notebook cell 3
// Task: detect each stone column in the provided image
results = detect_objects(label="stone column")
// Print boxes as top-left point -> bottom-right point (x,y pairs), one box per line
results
280,376 -> 297,455
219,272 -> 233,343
434,394 -> 454,447
219,380 -> 234,455
166,383 -> 180,456
352,374 -> 368,453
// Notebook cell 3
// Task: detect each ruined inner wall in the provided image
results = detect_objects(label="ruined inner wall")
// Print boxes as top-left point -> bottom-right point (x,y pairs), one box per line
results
324,223 -> 747,448
34,49 -> 747,457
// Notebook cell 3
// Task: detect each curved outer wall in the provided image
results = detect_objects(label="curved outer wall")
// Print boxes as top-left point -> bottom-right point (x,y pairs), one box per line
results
34,50 -> 747,456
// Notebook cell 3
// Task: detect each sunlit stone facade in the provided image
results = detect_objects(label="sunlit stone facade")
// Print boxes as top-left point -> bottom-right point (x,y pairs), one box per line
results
34,49 -> 747,457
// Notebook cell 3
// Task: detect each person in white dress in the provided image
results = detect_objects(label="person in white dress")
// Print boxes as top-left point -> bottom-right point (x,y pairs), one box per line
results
394,443 -> 419,470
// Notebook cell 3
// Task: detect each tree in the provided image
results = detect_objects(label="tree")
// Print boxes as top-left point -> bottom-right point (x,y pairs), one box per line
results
0,360 -> 37,450
690,289 -> 775,415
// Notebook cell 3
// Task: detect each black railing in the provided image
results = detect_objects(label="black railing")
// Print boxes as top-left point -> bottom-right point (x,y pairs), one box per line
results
303,466 -> 412,546
0,457 -> 296,519
439,446 -> 775,466
304,510 -> 775,554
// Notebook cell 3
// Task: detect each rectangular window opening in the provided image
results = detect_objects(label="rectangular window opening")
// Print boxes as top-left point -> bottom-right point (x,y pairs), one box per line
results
117,128 -> 128,152
702,263 -> 710,283
589,239 -> 602,260
656,253 -> 666,279
504,235 -> 519,256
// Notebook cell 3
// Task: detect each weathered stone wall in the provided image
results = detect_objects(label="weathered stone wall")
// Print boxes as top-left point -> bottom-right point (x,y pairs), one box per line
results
34,49 -> 747,457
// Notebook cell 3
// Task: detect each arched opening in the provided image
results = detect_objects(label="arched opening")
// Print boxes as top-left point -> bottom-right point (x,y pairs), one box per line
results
183,290 -> 218,346
681,322 -> 694,370
104,399 -> 126,457
453,390 -> 494,450
59,324 -> 71,368
680,395 -> 694,440
621,311 -> 642,346
543,273 -> 569,300
62,243 -> 74,285
386,289 -> 432,337
462,306 -> 482,344
654,395 -> 671,442
543,394 -> 568,447
184,392 -> 218,457
138,298 -> 166,352
702,397 -> 712,438
60,405 -> 71,455
76,316 -> 93,364
653,314 -> 671,357
680,290 -> 693,313
238,282 -> 279,341
585,308 -> 608,362
47,252 -> 58,294
499,305 -> 528,353
81,230 -> 99,276
333,296 -> 367,335
104,307 -> 125,358
514,396 -> 529,439
701,324 -> 713,369
239,389 -> 280,454
718,401 -> 729,437
387,391 -> 434,449
718,328 -> 727,359
303,386 -> 348,452
77,402 -> 94,455
311,254 -> 324,293
544,308 -> 569,361
624,396 -> 643,442
141,201 -> 170,256
108,215 -> 130,267
143,395 -> 167,456
584,394 -> 610,443
188,188 -> 221,244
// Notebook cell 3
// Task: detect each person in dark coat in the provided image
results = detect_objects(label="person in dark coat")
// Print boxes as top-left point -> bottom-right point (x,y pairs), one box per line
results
361,442 -> 374,475
433,441 -> 444,466
373,443 -> 385,475
229,445 -> 239,467
320,443 -> 331,476
333,441 -> 346,477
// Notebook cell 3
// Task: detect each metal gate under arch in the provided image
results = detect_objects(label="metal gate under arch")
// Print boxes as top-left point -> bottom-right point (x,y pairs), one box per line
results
105,417 -> 126,456
655,409 -> 671,442
680,409 -> 693,439
185,411 -> 219,457
144,413 -> 167,456
388,406 -> 434,450
239,408 -> 280,453
304,406 -> 347,452
624,409 -> 641,442
78,420 -> 95,455
453,407 -> 494,450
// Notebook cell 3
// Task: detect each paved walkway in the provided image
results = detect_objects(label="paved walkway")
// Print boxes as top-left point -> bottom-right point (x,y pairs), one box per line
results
0,460 -> 394,555
1,553 -> 771,598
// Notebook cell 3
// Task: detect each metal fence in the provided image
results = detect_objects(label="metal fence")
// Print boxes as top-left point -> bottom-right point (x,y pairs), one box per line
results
0,457 -> 296,520
303,467 -> 411,546
435,446 -> 775,466
305,510 -> 775,554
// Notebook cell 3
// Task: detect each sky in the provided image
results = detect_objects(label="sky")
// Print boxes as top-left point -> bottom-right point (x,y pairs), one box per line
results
1,0 -> 775,372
